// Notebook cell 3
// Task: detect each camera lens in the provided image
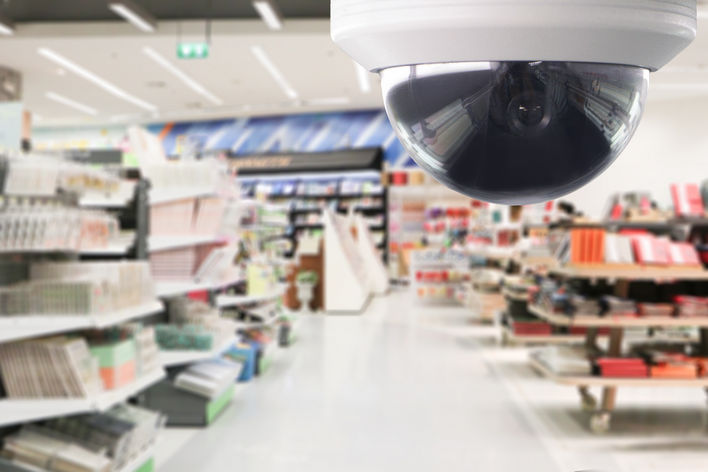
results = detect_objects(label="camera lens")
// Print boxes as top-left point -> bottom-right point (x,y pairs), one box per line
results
381,61 -> 649,204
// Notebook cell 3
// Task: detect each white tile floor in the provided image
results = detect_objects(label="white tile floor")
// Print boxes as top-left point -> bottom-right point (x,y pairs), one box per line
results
156,288 -> 708,472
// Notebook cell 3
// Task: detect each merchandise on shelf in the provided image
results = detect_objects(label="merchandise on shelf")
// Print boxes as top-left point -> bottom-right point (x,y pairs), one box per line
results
671,183 -> 705,218
173,358 -> 242,398
0,404 -> 163,472
0,336 -> 104,398
0,202 -> 121,252
0,262 -> 155,316
2,154 -> 120,198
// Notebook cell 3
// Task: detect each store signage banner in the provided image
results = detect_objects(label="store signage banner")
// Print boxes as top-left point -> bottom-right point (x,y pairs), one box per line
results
148,110 -> 417,168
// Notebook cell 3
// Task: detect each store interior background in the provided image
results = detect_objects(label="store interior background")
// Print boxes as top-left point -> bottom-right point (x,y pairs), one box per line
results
8,13 -> 708,218
3,2 -> 708,472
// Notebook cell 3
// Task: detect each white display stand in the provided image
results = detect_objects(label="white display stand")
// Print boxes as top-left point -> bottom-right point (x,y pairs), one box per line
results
323,209 -> 371,313
355,214 -> 389,295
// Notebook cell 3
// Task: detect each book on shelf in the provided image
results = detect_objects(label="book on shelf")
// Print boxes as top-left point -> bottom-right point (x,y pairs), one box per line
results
0,337 -> 103,399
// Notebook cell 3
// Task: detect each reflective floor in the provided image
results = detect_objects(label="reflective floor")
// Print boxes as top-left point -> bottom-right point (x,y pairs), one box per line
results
157,289 -> 708,472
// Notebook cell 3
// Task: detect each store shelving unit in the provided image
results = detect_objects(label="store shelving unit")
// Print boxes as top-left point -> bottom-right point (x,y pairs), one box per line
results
231,147 -> 388,261
0,300 -> 164,343
0,369 -> 165,428
531,264 -> 708,433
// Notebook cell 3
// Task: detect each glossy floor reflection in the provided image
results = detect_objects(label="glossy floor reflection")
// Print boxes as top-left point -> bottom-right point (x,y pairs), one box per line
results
158,289 -> 708,472
159,290 -> 564,471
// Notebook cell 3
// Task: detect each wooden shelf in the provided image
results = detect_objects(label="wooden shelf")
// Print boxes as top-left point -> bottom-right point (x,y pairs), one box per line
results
528,304 -> 708,328
0,300 -> 164,344
0,369 -> 165,428
550,265 -> 708,281
502,326 -> 586,345
529,354 -> 708,387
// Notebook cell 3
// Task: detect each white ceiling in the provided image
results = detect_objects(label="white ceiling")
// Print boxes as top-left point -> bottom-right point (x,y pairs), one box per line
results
0,20 -> 383,127
2,14 -> 708,128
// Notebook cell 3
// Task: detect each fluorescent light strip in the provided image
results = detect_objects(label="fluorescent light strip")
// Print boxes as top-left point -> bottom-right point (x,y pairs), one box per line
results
108,1 -> 156,32
38,48 -> 157,112
250,45 -> 297,99
142,47 -> 223,106
252,1 -> 283,30
46,92 -> 98,116
354,63 -> 371,93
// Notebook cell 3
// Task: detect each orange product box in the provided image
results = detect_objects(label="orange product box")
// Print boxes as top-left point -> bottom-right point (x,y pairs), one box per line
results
99,360 -> 136,390
650,363 -> 697,379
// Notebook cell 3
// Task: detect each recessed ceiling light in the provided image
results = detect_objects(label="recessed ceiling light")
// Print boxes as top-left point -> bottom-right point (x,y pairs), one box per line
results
46,91 -> 98,116
107,0 -> 156,33
38,47 -> 157,112
142,47 -> 223,106
252,0 -> 283,30
0,13 -> 14,36
250,45 -> 298,99
354,62 -> 371,93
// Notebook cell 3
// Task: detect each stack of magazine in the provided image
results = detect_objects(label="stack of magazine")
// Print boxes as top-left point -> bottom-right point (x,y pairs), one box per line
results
174,358 -> 243,398
0,404 -> 164,472
0,337 -> 103,399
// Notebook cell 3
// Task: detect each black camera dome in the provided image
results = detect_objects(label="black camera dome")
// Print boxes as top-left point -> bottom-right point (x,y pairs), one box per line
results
381,61 -> 649,204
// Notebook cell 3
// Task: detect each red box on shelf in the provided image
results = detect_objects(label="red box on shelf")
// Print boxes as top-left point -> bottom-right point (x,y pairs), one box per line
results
511,321 -> 552,336
596,358 -> 648,378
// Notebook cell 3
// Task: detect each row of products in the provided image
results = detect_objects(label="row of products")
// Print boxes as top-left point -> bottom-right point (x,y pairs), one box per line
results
150,195 -> 225,237
0,404 -> 163,472
246,178 -> 383,198
537,345 -> 708,379
670,182 -> 707,218
338,196 -> 383,211
0,324 -> 160,399
0,203 -> 120,252
0,262 -> 155,316
533,281 -> 708,318
416,286 -> 457,299
2,154 -> 120,198
558,228 -> 703,266
414,269 -> 467,283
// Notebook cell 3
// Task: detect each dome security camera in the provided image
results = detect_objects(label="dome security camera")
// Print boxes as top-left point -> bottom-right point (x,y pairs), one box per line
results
331,0 -> 697,204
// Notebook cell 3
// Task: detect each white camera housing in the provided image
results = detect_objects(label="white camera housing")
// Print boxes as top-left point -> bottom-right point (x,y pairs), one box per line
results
332,0 -> 697,204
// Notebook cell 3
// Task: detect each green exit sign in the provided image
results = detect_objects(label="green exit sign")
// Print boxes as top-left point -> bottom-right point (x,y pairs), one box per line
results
177,42 -> 209,59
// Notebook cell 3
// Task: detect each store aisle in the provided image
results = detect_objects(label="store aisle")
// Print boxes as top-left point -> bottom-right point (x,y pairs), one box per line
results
158,289 -> 567,472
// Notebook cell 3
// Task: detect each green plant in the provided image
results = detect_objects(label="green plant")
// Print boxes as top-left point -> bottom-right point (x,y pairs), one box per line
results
296,270 -> 319,285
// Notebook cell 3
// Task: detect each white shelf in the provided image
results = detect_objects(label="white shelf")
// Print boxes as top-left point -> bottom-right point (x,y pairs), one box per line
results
216,285 -> 287,308
149,235 -> 223,252
79,195 -> 132,209
551,265 -> 708,281
116,443 -> 156,472
0,369 -> 165,428
149,187 -> 217,205
79,243 -> 133,256
94,369 -> 166,410
529,355 -> 708,387
0,300 -> 164,344
159,336 -> 237,367
528,304 -> 708,328
154,275 -> 244,298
